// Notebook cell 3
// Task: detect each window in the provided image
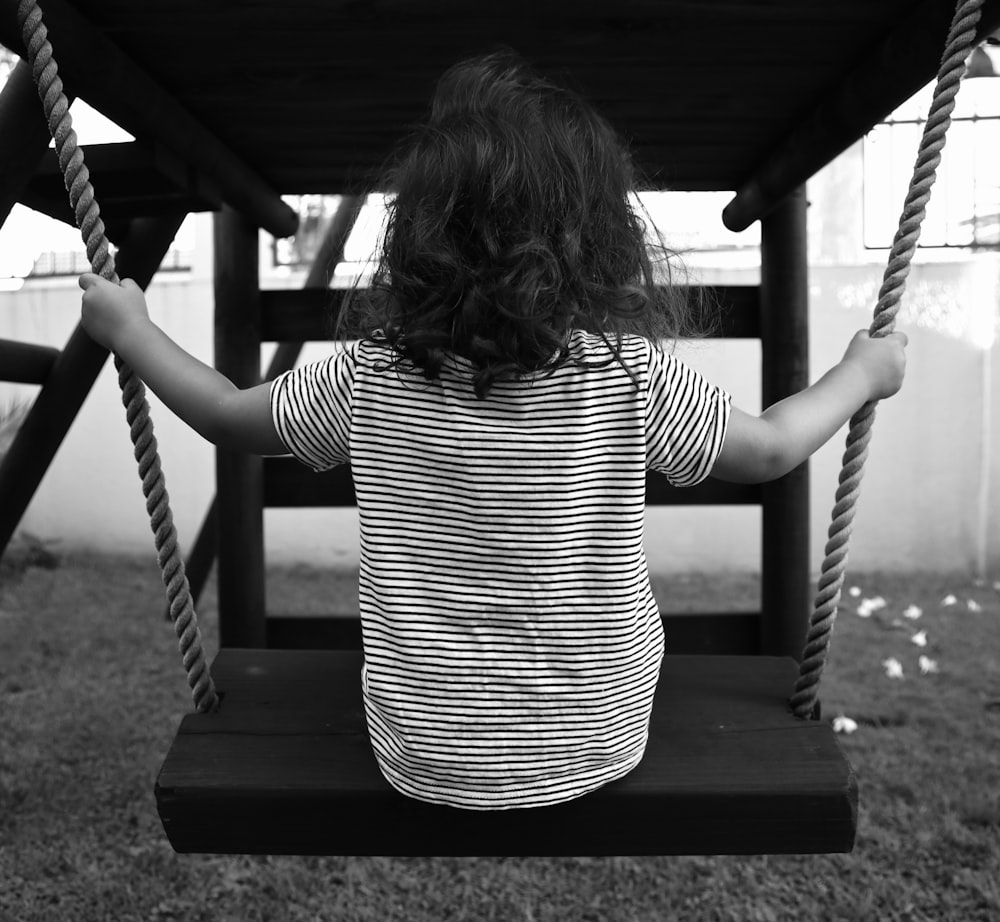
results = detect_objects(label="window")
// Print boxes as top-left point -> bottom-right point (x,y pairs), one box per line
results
863,59 -> 1000,250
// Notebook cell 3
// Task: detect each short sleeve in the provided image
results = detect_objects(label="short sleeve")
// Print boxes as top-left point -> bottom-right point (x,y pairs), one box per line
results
645,344 -> 732,487
270,345 -> 357,471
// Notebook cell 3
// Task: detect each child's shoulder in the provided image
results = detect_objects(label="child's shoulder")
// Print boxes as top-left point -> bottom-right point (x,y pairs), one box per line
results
333,337 -> 390,367
566,329 -> 654,358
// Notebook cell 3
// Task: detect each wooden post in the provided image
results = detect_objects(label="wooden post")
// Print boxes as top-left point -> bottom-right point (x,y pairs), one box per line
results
0,213 -> 187,558
759,187 -> 810,659
213,206 -> 265,647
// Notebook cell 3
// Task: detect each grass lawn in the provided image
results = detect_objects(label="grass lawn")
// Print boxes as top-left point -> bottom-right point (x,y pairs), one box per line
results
1,543 -> 998,922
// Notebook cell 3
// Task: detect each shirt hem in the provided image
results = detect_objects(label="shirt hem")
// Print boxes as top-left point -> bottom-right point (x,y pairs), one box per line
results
373,747 -> 647,812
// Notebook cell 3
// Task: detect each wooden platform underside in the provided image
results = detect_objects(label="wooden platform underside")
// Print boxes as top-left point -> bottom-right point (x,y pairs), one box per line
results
156,650 -> 857,856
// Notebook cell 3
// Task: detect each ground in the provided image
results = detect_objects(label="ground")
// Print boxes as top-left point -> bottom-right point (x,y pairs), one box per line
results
1,542 -> 998,922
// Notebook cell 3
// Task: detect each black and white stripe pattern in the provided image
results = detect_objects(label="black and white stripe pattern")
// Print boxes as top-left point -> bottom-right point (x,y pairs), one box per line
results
271,331 -> 731,809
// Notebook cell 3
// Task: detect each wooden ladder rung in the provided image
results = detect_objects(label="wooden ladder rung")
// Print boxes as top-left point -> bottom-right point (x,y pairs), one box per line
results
260,457 -> 762,508
258,286 -> 763,343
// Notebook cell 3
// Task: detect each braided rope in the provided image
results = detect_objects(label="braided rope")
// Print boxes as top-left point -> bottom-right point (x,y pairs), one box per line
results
791,0 -> 985,718
17,0 -> 218,713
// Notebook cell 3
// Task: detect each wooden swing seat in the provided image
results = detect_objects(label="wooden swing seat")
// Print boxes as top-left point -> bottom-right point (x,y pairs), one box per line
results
155,649 -> 857,856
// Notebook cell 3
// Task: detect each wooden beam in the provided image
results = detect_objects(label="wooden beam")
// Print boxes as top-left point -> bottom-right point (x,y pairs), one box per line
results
213,207 -> 266,648
0,58 -> 59,227
22,141 -> 221,236
18,183 -> 204,244
260,456 -> 761,508
0,339 -> 60,384
261,285 -> 763,343
27,140 -> 221,198
0,212 -> 187,559
0,0 -> 297,237
759,188 -> 810,660
722,0 -> 1000,230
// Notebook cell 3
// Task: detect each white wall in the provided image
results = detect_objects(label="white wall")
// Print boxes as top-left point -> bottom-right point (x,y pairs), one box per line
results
3,144 -> 999,575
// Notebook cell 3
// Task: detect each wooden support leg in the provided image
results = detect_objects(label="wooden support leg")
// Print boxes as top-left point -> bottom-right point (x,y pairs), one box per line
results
760,187 -> 811,659
181,195 -> 364,613
213,206 -> 265,647
0,213 -> 187,559
0,59 -> 62,227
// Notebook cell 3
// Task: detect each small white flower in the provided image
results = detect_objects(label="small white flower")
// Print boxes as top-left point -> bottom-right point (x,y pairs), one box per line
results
848,586 -> 862,598
992,581 -> 1000,592
910,630 -> 928,647
857,596 -> 887,618
903,604 -> 923,620
919,656 -> 940,675
882,657 -> 904,679
967,599 -> 983,613
942,594 -> 958,607
832,715 -> 858,734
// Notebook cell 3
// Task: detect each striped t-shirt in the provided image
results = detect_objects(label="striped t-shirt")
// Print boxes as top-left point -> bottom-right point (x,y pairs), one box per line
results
270,330 -> 731,810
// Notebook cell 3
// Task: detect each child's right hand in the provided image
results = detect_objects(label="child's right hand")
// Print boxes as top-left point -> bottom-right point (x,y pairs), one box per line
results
79,274 -> 150,352
841,329 -> 908,401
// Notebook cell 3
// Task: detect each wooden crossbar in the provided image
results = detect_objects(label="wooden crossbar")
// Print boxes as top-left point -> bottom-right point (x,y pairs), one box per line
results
23,141 -> 221,238
261,457 -> 762,508
258,285 -> 762,343
156,650 -> 857,856
0,339 -> 60,384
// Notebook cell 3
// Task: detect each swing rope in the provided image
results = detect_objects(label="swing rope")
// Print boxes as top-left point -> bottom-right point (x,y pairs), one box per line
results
792,0 -> 985,718
17,0 -> 218,714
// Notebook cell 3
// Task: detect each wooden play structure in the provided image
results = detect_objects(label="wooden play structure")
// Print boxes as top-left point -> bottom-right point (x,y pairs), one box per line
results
1,0 -> 996,855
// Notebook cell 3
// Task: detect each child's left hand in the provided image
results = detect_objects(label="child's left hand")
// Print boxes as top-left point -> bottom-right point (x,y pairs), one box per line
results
79,274 -> 150,352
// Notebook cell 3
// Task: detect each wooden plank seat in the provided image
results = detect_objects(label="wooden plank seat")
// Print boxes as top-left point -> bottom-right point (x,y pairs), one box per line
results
155,650 -> 857,856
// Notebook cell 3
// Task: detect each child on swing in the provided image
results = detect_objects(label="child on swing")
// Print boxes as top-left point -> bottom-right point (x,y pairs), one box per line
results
79,51 -> 906,810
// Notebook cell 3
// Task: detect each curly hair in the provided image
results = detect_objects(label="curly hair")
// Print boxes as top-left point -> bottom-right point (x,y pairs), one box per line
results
338,50 -> 708,398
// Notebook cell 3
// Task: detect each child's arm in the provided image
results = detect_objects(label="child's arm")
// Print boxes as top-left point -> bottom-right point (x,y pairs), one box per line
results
79,274 -> 287,456
711,329 -> 907,484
